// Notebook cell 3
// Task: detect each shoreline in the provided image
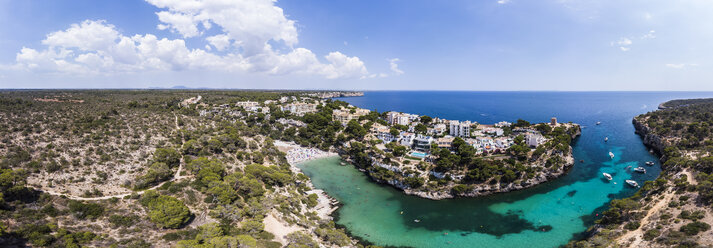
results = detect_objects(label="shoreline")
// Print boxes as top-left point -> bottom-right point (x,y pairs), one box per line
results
274,140 -> 341,219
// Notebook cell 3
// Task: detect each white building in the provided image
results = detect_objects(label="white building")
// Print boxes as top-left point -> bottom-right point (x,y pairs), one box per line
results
483,127 -> 504,136
386,111 -> 415,126
332,108 -> 371,124
413,134 -> 434,152
236,101 -> 259,108
432,123 -> 447,135
525,133 -> 546,147
375,126 -> 396,143
449,120 -> 472,137
495,121 -> 512,127
281,103 -> 317,116
399,132 -> 416,147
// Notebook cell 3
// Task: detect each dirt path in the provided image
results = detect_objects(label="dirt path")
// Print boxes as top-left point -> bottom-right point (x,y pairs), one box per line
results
263,210 -> 305,246
30,113 -> 188,201
682,169 -> 696,185
616,189 -> 675,247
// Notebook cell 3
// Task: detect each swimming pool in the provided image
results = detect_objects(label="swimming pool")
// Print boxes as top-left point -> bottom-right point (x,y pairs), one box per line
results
410,151 -> 427,158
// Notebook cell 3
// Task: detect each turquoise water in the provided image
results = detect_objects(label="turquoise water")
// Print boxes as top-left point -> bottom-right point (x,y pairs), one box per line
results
410,151 -> 427,158
297,92 -> 713,247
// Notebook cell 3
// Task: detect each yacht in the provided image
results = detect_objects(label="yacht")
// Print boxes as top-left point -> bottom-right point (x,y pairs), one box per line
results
626,180 -> 639,187
609,152 -> 615,159
602,173 -> 613,181
645,161 -> 655,166
634,167 -> 646,173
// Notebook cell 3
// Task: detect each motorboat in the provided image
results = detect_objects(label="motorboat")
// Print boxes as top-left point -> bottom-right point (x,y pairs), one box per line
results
414,219 -> 421,223
626,180 -> 639,187
645,161 -> 655,166
609,152 -> 615,159
604,137 -> 608,142
603,173 -> 613,181
596,121 -> 601,125
634,167 -> 646,173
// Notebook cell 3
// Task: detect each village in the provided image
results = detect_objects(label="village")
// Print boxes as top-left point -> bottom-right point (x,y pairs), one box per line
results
190,93 -> 579,199
200,95 -> 556,158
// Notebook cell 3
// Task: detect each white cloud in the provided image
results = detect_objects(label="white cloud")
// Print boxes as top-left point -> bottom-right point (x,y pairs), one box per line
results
156,11 -> 202,37
146,0 -> 298,56
666,63 -> 699,69
43,20 -> 120,51
206,34 -> 231,51
389,58 -> 404,75
615,38 -> 632,46
321,52 -> 369,79
612,37 -> 632,51
666,64 -> 685,69
641,30 -> 655,40
611,30 -> 656,52
6,0 -> 375,80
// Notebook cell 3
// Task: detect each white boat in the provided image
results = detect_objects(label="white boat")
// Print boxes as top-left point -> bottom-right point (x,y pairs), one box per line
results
414,219 -> 421,223
634,167 -> 646,173
626,180 -> 639,187
602,173 -> 612,181
604,137 -> 608,142
645,161 -> 655,166
609,152 -> 615,159
596,121 -> 601,125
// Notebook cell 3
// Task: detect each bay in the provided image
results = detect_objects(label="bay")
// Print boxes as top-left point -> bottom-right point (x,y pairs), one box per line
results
298,91 -> 713,248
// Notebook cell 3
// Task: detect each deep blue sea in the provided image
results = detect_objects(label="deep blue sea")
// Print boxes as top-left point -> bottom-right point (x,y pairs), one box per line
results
296,92 -> 713,248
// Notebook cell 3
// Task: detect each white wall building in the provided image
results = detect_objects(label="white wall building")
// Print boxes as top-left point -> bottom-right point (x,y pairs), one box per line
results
413,134 -> 434,152
236,101 -> 259,108
525,133 -> 546,147
483,127 -> 504,136
281,103 -> 317,116
449,120 -> 472,137
399,132 -> 416,147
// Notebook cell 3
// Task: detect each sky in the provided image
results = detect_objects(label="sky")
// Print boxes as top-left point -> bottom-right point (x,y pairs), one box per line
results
0,0 -> 712,90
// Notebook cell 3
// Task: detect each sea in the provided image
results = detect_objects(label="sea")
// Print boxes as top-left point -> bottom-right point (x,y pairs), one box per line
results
297,91 -> 713,248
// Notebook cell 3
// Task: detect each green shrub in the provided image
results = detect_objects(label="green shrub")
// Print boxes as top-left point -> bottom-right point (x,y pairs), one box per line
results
679,221 -> 710,235
68,200 -> 105,220
140,191 -> 191,229
678,210 -> 705,221
451,184 -> 473,196
624,221 -> 640,230
306,193 -> 319,208
109,214 -> 139,227
643,229 -> 660,241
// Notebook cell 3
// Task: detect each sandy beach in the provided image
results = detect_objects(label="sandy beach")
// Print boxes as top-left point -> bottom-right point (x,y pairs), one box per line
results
271,140 -> 341,222
274,140 -> 339,164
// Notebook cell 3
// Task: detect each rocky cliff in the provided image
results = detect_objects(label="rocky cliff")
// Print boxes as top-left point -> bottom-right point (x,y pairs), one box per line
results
632,117 -> 668,162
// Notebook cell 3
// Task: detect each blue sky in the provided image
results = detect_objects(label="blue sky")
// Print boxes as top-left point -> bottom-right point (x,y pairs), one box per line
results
1,0 -> 712,90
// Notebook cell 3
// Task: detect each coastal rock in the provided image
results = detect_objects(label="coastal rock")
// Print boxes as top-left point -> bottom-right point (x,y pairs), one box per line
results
632,118 -> 667,161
